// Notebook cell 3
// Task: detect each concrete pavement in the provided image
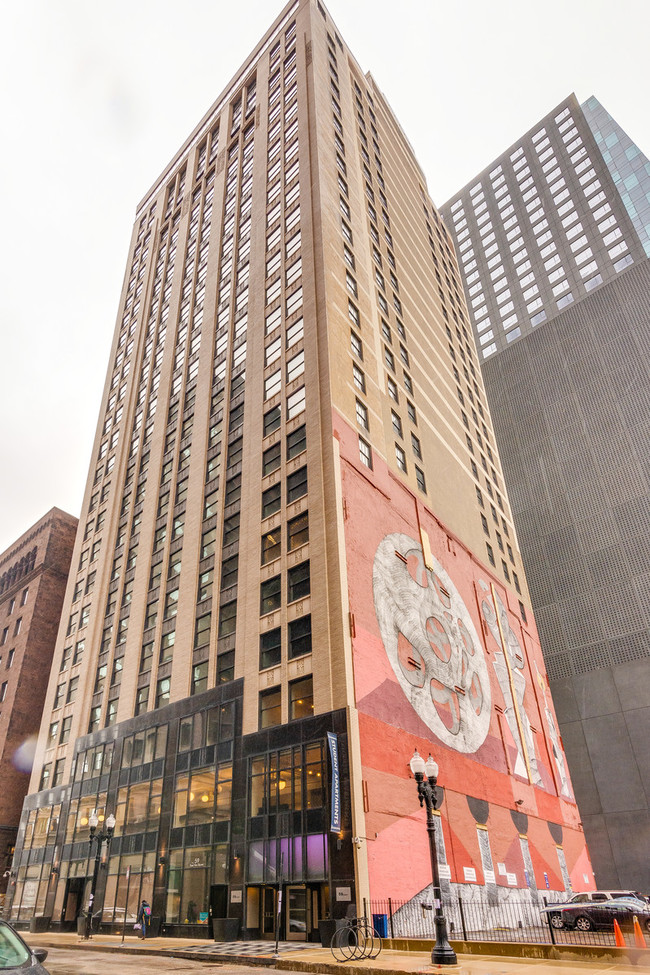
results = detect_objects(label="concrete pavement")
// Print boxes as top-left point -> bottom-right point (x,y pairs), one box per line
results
22,931 -> 650,973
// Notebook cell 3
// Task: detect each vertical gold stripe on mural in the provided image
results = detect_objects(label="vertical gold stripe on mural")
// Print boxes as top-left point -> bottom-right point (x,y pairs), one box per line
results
490,582 -> 533,784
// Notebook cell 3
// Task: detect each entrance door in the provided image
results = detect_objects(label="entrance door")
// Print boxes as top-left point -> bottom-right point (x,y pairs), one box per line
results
209,884 -> 228,920
286,885 -> 308,941
61,878 -> 85,929
262,886 -> 276,937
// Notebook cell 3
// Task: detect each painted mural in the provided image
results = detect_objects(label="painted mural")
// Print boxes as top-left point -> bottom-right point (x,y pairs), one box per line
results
332,410 -> 594,918
373,533 -> 491,753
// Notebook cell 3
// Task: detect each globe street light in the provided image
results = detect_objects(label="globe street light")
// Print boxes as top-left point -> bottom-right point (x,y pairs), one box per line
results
409,750 -> 457,966
83,811 -> 116,941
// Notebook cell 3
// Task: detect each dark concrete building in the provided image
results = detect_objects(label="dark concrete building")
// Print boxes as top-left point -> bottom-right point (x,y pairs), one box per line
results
0,509 -> 77,909
441,95 -> 650,891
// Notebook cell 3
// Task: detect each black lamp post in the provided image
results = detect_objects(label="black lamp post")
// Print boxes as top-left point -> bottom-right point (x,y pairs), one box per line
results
409,749 -> 457,966
83,811 -> 116,941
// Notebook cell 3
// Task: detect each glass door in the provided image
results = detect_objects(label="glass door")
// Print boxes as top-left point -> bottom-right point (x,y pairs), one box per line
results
286,885 -> 308,941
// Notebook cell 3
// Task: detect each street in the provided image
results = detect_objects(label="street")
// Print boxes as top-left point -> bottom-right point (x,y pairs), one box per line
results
38,947 -> 292,975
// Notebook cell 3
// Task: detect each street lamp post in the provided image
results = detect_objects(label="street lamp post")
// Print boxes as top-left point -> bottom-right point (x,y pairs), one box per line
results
409,750 -> 457,966
83,811 -> 116,941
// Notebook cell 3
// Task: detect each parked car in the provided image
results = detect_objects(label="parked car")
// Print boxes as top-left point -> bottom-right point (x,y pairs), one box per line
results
0,920 -> 50,973
541,890 -> 642,929
554,896 -> 650,933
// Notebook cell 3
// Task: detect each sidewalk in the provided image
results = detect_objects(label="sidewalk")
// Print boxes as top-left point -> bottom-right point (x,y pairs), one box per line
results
23,931 -> 650,974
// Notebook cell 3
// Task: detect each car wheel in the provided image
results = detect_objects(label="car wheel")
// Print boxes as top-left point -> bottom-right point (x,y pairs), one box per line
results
550,914 -> 565,929
645,918 -> 650,934
575,915 -> 593,932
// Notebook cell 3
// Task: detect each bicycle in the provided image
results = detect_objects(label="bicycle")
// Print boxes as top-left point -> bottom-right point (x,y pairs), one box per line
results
330,915 -> 382,962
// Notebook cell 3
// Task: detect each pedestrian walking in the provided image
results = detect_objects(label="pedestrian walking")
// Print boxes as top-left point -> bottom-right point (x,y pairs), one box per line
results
136,899 -> 151,939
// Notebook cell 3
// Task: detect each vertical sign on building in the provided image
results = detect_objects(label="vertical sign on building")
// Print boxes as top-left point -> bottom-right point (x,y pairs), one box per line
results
327,732 -> 341,832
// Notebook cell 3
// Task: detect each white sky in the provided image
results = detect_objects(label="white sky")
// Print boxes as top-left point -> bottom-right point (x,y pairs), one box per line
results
1,0 -> 649,553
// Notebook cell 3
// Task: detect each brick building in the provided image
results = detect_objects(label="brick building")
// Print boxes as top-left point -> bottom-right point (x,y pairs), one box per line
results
9,1 -> 590,937
0,509 -> 77,906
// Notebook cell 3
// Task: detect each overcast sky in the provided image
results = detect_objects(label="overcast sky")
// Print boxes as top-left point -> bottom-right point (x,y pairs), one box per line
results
1,0 -> 649,553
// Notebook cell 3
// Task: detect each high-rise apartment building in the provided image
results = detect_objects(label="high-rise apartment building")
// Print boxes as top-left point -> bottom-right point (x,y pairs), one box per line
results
441,95 -> 650,890
0,509 -> 77,908
9,5 -> 589,937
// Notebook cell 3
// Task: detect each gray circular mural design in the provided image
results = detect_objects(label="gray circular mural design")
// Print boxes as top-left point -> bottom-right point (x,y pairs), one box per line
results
373,533 -> 491,752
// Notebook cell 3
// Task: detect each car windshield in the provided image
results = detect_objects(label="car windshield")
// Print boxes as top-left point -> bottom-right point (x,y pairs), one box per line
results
0,924 -> 30,969
612,897 -> 646,908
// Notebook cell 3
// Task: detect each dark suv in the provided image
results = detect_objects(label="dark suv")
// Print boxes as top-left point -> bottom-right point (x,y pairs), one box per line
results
541,890 -> 642,929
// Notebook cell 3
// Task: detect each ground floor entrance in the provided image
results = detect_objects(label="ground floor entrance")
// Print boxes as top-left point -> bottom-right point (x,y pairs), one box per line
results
246,883 -> 325,941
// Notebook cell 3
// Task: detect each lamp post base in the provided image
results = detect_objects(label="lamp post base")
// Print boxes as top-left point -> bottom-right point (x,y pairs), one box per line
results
431,944 -> 458,965
431,914 -> 457,965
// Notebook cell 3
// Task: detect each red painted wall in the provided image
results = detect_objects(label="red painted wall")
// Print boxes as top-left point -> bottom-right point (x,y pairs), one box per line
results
333,410 -> 593,903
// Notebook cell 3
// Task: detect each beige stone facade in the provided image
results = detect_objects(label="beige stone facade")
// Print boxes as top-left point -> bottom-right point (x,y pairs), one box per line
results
10,1 -> 571,937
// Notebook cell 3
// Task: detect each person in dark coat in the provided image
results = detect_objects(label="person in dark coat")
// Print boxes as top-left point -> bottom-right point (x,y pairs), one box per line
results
136,900 -> 151,939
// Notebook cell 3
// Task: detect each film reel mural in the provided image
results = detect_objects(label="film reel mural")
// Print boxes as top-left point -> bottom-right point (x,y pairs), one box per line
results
373,533 -> 491,753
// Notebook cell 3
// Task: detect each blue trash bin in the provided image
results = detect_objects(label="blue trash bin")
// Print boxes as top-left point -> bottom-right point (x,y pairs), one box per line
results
372,913 -> 388,938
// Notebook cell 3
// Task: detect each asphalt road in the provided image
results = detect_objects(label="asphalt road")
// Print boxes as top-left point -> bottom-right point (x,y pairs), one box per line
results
40,947 -> 290,975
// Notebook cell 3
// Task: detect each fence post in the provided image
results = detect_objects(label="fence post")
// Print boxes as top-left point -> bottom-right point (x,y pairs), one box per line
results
458,897 -> 468,942
388,897 -> 394,940
545,909 -> 556,945
363,896 -> 367,923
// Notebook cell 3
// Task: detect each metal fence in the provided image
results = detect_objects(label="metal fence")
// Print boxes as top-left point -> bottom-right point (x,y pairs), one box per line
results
366,895 -> 649,948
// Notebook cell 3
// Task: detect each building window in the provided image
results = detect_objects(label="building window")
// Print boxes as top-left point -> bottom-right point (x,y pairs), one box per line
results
194,613 -> 211,649
135,687 -> 149,715
289,676 -> 314,720
288,512 -> 309,551
217,650 -> 235,683
261,575 -> 281,615
288,561 -> 310,602
391,411 -> 403,438
263,442 -> 281,476
352,364 -> 366,393
39,763 -> 52,790
262,528 -> 281,565
60,715 -> 72,744
355,399 -> 369,430
260,628 -> 281,670
289,614 -> 312,658
287,424 -> 306,459
155,677 -> 171,709
359,436 -> 372,469
192,662 -> 209,696
287,385 -> 306,419
486,543 -> 495,567
395,444 -> 407,472
264,405 -> 281,436
259,686 -> 281,729
52,758 -> 66,787
218,601 -> 237,638
66,676 -> 79,704
415,466 -> 426,493
262,484 -> 282,518
287,466 -> 307,503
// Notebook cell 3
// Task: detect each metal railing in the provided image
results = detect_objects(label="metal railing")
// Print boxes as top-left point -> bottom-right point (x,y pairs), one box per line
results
367,895 -> 650,948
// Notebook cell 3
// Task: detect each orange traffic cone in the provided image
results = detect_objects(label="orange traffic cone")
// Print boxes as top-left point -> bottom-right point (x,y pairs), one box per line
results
633,915 -> 647,949
613,918 -> 626,947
